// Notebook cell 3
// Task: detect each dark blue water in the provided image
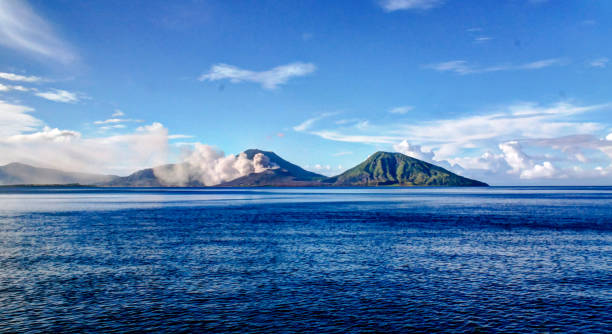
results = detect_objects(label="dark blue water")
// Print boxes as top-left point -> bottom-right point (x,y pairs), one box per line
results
0,187 -> 610,333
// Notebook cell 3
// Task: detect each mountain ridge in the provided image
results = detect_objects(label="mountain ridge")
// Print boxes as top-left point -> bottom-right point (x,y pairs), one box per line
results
0,162 -> 119,186
0,149 -> 488,187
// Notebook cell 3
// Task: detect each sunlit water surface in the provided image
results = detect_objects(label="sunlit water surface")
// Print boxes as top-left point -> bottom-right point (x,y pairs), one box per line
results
0,187 -> 610,332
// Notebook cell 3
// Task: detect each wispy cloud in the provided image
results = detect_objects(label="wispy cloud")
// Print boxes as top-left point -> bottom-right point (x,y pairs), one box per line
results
0,100 -> 41,137
95,118 -> 126,125
380,0 -> 445,12
393,102 -> 606,151
98,124 -> 126,131
332,151 -> 353,156
0,0 -> 76,63
294,102 -> 612,182
0,72 -> 43,82
35,89 -> 78,103
309,130 -> 400,144
112,109 -> 125,117
474,36 -> 493,43
293,113 -> 336,132
94,116 -> 144,127
199,62 -> 316,89
426,58 -> 567,75
389,106 -> 413,114
168,134 -> 194,139
0,83 -> 30,92
589,57 -> 608,68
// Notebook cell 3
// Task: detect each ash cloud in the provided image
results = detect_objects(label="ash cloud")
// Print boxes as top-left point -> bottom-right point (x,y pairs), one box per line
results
153,143 -> 276,186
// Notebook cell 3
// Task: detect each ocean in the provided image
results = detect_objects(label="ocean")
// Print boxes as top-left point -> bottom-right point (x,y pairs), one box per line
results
0,187 -> 610,332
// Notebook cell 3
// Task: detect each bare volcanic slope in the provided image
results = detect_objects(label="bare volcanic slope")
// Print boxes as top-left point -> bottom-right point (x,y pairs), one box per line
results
218,149 -> 326,186
323,151 -> 488,187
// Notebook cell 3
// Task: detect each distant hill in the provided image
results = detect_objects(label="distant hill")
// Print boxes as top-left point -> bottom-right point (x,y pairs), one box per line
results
104,165 -> 172,187
0,162 -> 118,186
323,151 -> 488,187
218,149 -> 326,186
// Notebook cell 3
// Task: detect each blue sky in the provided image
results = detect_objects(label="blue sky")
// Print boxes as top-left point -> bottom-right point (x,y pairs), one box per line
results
1,0 -> 612,185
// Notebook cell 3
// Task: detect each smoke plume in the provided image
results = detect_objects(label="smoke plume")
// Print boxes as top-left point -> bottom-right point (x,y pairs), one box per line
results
153,143 -> 276,186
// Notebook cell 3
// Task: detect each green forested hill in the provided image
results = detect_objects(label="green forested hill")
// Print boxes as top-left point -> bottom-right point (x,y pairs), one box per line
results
323,151 -> 488,187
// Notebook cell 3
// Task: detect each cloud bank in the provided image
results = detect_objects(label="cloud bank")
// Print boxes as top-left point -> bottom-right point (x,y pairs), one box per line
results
0,119 -> 170,176
294,101 -> 612,184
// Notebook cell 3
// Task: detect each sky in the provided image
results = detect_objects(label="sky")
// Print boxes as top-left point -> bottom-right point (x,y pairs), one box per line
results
1,0 -> 612,185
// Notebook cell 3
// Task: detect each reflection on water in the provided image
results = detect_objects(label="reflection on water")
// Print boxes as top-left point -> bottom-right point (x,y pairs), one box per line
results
0,187 -> 610,332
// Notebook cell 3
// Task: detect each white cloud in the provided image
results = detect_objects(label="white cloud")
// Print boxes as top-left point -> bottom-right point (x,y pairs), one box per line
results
389,106 -> 413,114
94,118 -> 123,125
199,62 -> 316,89
474,36 -> 493,43
427,58 -> 567,75
0,121 -> 171,175
307,162 -> 344,176
295,101 -> 612,183
94,111 -> 143,128
0,0 -> 76,63
520,58 -> 566,70
589,57 -> 608,68
0,99 -> 170,175
168,134 -> 194,139
380,0 -> 444,12
528,135 -> 612,162
0,100 -> 41,137
0,72 -> 42,82
5,126 -> 79,143
521,162 -> 557,179
498,141 -> 529,174
0,101 -> 281,182
293,113 -> 336,132
99,124 -> 126,131
332,151 -> 353,156
393,140 -> 434,161
112,109 -> 125,117
298,102 -> 606,148
35,89 -> 78,103
396,102 -> 605,154
310,130 -> 400,144
0,83 -> 30,92
445,151 -> 507,173
93,118 -> 142,125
